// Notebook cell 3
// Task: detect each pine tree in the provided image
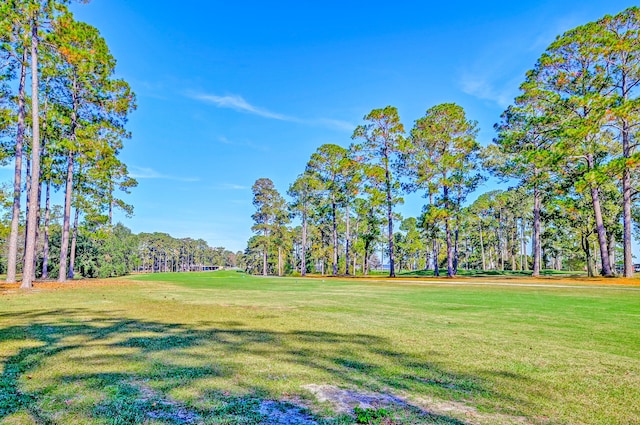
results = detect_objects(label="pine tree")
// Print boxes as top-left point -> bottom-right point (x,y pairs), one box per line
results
352,106 -> 404,277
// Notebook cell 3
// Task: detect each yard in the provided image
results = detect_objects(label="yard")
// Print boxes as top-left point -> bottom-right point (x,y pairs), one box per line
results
1,271 -> 638,424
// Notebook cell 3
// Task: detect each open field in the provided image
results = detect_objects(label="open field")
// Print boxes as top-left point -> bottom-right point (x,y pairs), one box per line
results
1,272 -> 639,424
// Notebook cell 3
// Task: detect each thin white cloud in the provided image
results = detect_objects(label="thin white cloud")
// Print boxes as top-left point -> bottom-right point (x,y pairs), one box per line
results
130,166 -> 200,182
458,11 -> 593,109
309,118 -> 356,132
218,183 -> 249,190
217,136 -> 233,145
191,91 -> 354,132
191,93 -> 292,121
216,136 -> 269,152
459,73 -> 516,108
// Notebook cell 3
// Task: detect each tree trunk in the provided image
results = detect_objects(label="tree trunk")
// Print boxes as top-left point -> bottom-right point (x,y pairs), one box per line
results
480,224 -> 486,271
444,184 -> 453,278
465,237 -> 469,270
520,218 -> 527,271
433,238 -> 439,277
263,228 -> 268,276
386,201 -> 395,277
498,209 -> 504,271
453,222 -> 459,275
385,161 -> 395,278
608,233 -> 616,274
425,248 -> 430,271
24,154 -> 31,255
622,121 -> 634,277
511,224 -> 517,271
21,19 -> 42,289
364,239 -> 370,276
587,156 -> 612,277
582,234 -> 594,277
345,203 -> 350,275
532,185 -> 542,277
332,198 -> 338,275
68,207 -> 80,279
32,163 -> 43,277
58,152 -> 74,282
301,210 -> 307,276
42,180 -> 51,279
278,246 -> 282,277
445,217 -> 453,277
109,182 -> 114,225
6,49 -> 28,283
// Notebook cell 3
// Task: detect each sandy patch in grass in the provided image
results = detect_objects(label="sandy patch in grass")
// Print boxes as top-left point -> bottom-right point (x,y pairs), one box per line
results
258,400 -> 318,425
303,384 -> 533,425
0,278 -> 137,295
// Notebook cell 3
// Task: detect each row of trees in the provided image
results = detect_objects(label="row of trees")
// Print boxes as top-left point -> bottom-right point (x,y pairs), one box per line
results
246,103 -> 481,279
0,185 -> 239,277
137,232 -> 240,273
1,1 -> 137,286
247,7 -> 640,278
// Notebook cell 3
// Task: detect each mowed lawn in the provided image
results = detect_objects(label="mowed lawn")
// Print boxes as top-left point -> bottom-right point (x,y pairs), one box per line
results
1,272 -> 639,424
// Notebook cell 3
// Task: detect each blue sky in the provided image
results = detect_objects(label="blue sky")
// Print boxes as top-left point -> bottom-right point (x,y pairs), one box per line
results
42,0 -> 638,252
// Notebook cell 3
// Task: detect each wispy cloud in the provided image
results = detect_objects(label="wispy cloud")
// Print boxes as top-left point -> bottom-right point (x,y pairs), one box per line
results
190,91 -> 355,132
190,93 -> 292,121
457,38 -> 531,108
309,118 -> 356,132
216,136 -> 269,152
458,12 -> 591,109
217,183 -> 249,190
459,73 -> 517,108
130,166 -> 200,182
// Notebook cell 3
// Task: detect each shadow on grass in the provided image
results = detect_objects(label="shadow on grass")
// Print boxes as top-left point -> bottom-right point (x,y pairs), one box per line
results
0,308 -> 522,424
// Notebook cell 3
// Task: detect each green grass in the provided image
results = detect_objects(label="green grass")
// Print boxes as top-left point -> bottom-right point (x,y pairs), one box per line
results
1,271 -> 639,424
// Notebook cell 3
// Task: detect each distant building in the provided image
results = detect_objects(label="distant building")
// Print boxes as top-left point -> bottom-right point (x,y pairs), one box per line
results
189,265 -> 222,272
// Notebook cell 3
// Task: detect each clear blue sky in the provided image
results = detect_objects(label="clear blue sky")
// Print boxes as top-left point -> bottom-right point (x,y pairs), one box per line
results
48,0 -> 639,253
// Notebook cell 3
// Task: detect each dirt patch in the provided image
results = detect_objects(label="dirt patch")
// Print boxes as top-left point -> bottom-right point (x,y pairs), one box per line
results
258,400 -> 318,425
130,381 -> 318,424
302,384 -> 532,425
303,384 -> 407,413
0,278 -> 135,295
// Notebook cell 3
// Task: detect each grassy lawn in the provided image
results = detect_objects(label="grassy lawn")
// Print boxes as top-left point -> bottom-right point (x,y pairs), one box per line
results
1,271 -> 639,424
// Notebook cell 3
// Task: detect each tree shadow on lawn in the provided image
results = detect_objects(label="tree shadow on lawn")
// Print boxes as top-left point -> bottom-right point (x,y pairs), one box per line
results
0,308 -> 526,424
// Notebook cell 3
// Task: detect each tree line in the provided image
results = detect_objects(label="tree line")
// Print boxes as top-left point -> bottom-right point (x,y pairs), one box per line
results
137,232 -> 240,273
0,0 -> 136,286
0,182 -> 240,277
247,7 -> 640,278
